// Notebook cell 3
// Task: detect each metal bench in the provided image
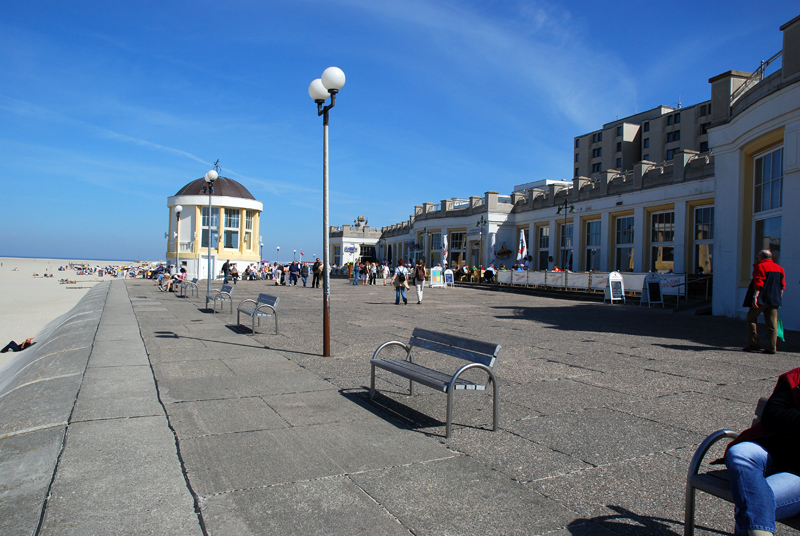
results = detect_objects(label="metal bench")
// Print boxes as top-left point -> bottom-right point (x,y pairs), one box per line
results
370,328 -> 500,438
205,284 -> 234,313
179,277 -> 199,298
236,293 -> 279,334
685,396 -> 800,535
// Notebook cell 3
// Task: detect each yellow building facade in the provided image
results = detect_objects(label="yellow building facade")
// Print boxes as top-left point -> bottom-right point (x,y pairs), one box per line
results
166,176 -> 264,281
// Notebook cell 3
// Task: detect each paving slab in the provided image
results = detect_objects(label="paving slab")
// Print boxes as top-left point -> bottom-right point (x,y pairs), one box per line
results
351,455 -> 578,536
88,339 -> 150,367
0,427 -> 65,536
94,322 -> 142,341
166,397 -> 288,438
201,476 -> 412,536
39,417 -> 202,536
70,364 -> 162,421
261,389 -> 376,427
0,373 -> 83,437
508,407 -> 702,466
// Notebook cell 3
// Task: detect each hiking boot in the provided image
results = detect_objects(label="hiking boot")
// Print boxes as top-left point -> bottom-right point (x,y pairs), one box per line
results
764,349 -> 776,354
742,345 -> 762,352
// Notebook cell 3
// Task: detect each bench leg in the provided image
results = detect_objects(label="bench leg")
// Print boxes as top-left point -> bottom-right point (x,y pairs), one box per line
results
274,314 -> 278,335
446,388 -> 455,438
492,377 -> 499,432
684,484 -> 696,536
370,364 -> 376,399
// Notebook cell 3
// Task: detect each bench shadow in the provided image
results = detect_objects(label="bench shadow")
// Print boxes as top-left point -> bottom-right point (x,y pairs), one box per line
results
339,388 -> 489,437
151,331 -> 264,349
566,505 -> 727,536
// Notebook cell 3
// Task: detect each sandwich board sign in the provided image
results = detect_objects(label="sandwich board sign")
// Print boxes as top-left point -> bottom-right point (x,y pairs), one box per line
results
640,272 -> 664,308
444,269 -> 455,288
604,271 -> 625,304
430,267 -> 444,288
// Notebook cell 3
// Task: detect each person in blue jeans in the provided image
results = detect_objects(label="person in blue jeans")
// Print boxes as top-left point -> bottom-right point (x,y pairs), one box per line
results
724,367 -> 800,536
391,259 -> 409,305
352,262 -> 360,285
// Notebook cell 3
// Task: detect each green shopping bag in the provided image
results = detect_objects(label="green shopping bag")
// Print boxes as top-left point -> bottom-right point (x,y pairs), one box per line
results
777,307 -> 785,342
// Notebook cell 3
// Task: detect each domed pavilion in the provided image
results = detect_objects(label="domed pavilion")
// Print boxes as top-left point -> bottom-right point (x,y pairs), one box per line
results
167,176 -> 264,281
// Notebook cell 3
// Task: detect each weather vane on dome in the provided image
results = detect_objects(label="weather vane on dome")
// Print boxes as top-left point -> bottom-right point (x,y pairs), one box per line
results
213,159 -> 221,175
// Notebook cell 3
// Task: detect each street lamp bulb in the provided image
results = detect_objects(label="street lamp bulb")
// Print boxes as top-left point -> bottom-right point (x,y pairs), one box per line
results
321,67 -> 346,91
277,247 -> 280,251
309,79 -> 329,101
205,169 -> 218,182
175,205 -> 183,215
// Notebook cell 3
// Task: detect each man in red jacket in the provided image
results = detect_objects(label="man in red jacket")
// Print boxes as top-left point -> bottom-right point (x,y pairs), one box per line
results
743,250 -> 785,354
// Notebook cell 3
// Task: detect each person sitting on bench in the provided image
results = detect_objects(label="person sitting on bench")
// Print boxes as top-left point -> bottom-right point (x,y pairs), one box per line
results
724,366 -> 800,536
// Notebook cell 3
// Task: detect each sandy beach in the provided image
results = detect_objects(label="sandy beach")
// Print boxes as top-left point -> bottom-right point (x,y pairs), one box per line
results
0,257 -> 139,371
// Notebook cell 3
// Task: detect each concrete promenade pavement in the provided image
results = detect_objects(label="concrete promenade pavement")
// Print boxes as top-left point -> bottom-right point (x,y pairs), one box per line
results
3,276 -> 800,535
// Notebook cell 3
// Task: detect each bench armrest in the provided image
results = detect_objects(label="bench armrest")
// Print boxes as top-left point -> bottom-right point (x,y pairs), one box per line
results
218,291 -> 232,300
238,298 -> 258,308
687,429 -> 738,478
255,304 -> 277,315
372,341 -> 411,362
448,362 -> 498,392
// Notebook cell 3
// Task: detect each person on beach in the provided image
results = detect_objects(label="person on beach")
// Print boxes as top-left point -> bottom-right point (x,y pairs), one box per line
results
1,338 -> 34,353
391,259 -> 409,305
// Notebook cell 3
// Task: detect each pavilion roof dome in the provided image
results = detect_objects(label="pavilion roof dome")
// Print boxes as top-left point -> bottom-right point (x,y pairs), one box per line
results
175,177 -> 256,200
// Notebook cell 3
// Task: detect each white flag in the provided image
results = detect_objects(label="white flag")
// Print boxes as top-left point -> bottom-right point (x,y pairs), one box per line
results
490,233 -> 496,264
517,230 -> 527,262
442,234 -> 449,266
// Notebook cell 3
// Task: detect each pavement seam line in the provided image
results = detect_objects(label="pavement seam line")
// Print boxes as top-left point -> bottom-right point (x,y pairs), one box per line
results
344,473 -> 416,535
0,422 -> 68,440
199,455 -> 462,498
0,373 -> 83,401
132,284 -> 210,536
33,281 -> 110,536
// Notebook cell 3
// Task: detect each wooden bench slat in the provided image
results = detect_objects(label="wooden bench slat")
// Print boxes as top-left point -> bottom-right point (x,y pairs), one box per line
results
409,337 -> 495,368
412,328 -> 501,358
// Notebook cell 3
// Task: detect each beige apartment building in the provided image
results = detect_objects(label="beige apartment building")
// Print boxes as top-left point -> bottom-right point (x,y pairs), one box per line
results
574,102 -> 713,178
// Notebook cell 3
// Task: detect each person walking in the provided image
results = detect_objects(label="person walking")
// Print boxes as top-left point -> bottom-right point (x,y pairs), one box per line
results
743,249 -> 785,354
352,262 -> 360,286
413,259 -> 426,304
300,262 -> 309,287
273,262 -> 282,286
369,262 -> 377,285
312,258 -> 321,288
391,259 -> 409,305
221,260 -> 230,284
288,261 -> 300,286
382,262 -> 390,285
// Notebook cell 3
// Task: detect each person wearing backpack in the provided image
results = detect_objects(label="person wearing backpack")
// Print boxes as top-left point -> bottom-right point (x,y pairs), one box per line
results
413,259 -> 427,304
391,259 -> 409,305
300,262 -> 310,287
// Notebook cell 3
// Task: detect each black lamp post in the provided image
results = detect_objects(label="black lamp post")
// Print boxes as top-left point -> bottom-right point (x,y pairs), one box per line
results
556,198 -> 575,271
309,66 -> 346,358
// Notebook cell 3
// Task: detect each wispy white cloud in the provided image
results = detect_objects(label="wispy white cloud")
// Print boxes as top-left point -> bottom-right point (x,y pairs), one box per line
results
334,0 -> 637,131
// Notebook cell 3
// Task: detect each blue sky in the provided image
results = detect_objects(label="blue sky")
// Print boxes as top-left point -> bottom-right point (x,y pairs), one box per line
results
1,1 -> 797,261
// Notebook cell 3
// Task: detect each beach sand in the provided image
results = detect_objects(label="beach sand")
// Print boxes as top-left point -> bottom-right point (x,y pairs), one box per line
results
0,257 -> 139,370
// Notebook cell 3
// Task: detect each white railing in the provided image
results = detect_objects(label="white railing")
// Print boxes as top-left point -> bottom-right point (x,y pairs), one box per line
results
494,271 -> 686,296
